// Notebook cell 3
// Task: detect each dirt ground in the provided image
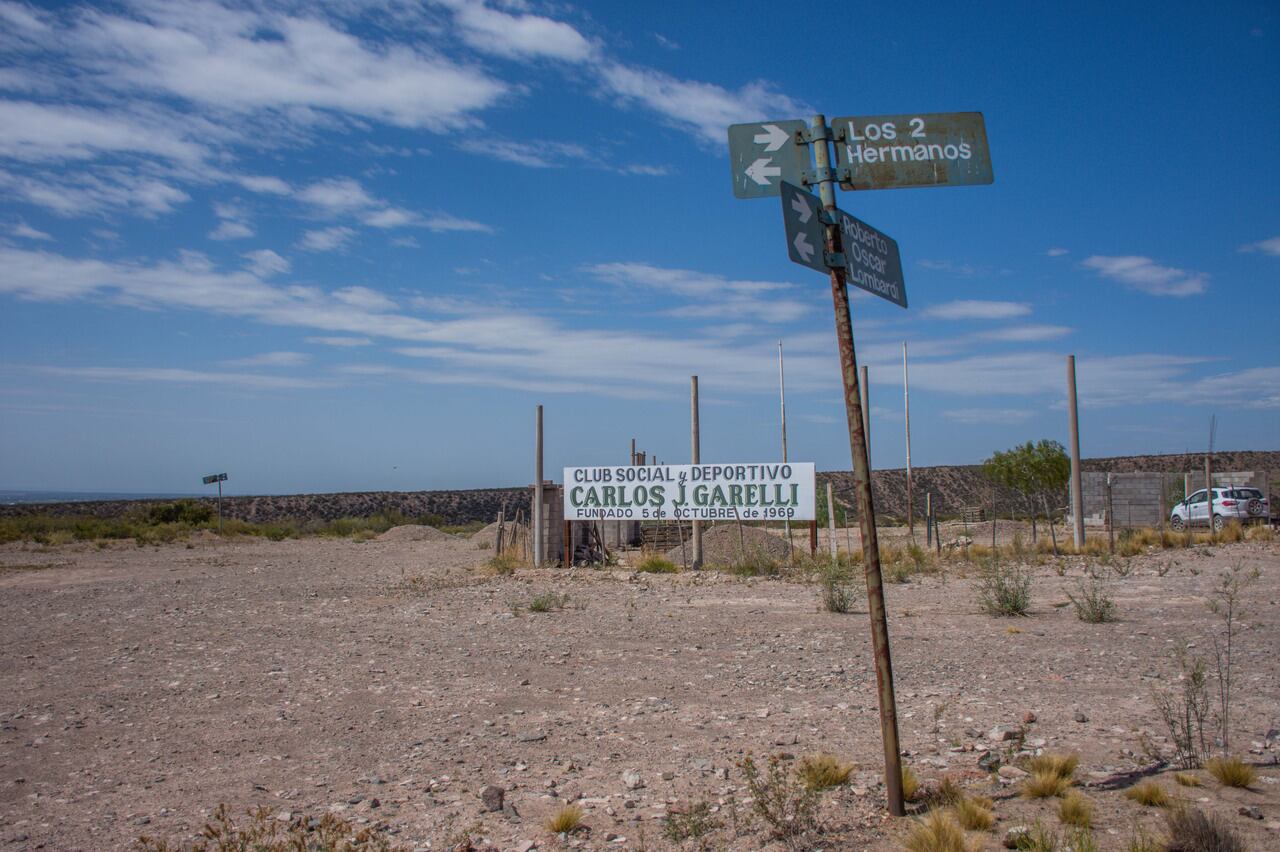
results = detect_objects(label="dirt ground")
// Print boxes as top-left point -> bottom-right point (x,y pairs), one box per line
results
1,530 -> 1277,851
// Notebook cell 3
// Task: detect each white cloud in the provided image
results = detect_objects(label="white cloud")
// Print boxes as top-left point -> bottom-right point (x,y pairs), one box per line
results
0,168 -> 190,217
443,0 -> 595,62
587,262 -> 808,323
922,300 -> 1032,321
598,62 -> 806,145
0,100 -> 207,163
220,351 -> 310,368
298,177 -> 378,213
209,220 -> 253,240
242,249 -> 290,277
1238,235 -> 1280,256
235,174 -> 291,195
11,222 -> 52,240
459,136 -> 588,169
69,4 -> 509,131
975,324 -> 1072,343
1081,255 -> 1208,297
420,212 -> 491,233
306,335 -> 372,347
39,365 -> 326,390
943,408 -> 1034,425
298,226 -> 355,252
1046,247 -> 1069,257
333,286 -> 396,312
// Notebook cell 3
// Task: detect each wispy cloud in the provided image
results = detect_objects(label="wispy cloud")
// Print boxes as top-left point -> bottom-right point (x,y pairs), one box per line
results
922,300 -> 1031,321
219,351 -> 310,368
1046,247 -> 1069,257
586,262 -> 809,322
943,408 -> 1034,425
242,249 -> 289,277
1081,255 -> 1208,296
1238,235 -> 1280,256
298,226 -> 355,252
306,336 -> 372,347
38,366 -> 328,390
10,222 -> 52,241
441,0 -> 596,62
975,324 -> 1072,342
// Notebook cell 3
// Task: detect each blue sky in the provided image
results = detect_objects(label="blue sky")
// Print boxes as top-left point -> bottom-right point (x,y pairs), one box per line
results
0,0 -> 1277,495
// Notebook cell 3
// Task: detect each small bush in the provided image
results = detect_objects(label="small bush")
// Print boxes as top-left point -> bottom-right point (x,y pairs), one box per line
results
796,753 -> 854,790
903,811 -> 975,852
1204,756 -> 1255,788
527,592 -> 570,613
636,555 -> 678,573
135,804 -> 404,851
1067,577 -> 1117,623
1125,826 -> 1161,852
738,754 -> 821,842
1163,806 -> 1246,852
723,551 -> 783,577
1173,772 -> 1201,787
544,804 -> 584,834
1123,780 -> 1169,807
952,795 -> 995,831
1023,770 -> 1072,799
976,562 -> 1033,616
818,560 -> 859,613
1058,790 -> 1092,828
1245,524 -> 1274,542
662,800 -> 721,845
485,553 -> 521,575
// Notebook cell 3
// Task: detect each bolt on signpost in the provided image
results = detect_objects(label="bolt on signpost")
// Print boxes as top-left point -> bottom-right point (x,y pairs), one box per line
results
728,110 -> 992,817
202,472 -> 227,534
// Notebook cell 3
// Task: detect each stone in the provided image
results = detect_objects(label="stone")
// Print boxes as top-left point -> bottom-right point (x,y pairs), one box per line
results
622,770 -> 645,790
480,785 -> 504,812
660,771 -> 675,781
1239,806 -> 1264,820
1023,711 -> 1037,724
998,765 -> 1028,780
1074,712 -> 1089,723
516,730 -> 547,743
977,751 -> 999,770
515,842 -> 537,852
1004,826 -> 1030,849
988,725 -> 1019,742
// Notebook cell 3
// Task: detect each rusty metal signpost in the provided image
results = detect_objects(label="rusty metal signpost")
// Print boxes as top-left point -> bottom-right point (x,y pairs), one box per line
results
728,112 -> 992,817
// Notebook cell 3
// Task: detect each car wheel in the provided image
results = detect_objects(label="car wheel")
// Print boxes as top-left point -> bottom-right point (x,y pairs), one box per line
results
1212,514 -> 1225,532
1169,515 -> 1184,532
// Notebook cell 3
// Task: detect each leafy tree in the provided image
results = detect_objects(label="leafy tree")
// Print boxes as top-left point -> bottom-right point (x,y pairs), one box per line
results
982,440 -> 1069,548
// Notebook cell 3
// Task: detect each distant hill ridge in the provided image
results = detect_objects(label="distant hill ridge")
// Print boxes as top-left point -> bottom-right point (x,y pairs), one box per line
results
1,451 -> 1275,525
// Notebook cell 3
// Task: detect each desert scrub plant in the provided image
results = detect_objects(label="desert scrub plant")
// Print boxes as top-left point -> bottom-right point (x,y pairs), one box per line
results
1173,772 -> 1201,787
135,804 -> 405,851
1029,752 -> 1078,782
738,753 -> 822,843
723,550 -> 783,577
1023,770 -> 1072,799
662,799 -> 721,848
1066,575 -> 1117,622
1123,780 -> 1170,807
901,764 -> 921,801
796,753 -> 854,791
485,552 -> 522,575
1204,756 -> 1255,788
976,561 -> 1033,616
1153,642 -> 1213,769
1057,790 -> 1092,828
817,559 -> 859,613
1206,565 -> 1260,757
544,804 -> 584,834
951,794 -> 995,831
1163,805 -> 1246,852
903,811 -> 976,852
527,592 -> 571,613
635,555 -> 678,573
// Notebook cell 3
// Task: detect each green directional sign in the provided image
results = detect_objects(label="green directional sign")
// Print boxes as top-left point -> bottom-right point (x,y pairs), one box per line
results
833,111 -> 993,191
836,209 -> 907,308
727,120 -> 809,198
779,181 -> 827,273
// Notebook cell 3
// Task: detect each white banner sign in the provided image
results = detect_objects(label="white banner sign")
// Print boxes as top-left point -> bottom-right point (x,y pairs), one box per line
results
564,463 -> 815,521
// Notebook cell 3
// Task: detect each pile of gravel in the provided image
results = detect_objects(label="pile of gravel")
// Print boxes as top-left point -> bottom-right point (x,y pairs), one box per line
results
665,524 -> 792,567
471,519 -> 528,550
376,524 -> 457,542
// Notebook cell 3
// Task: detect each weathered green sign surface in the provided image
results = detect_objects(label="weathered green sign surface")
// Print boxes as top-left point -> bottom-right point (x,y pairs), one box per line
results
726,120 -> 809,198
779,181 -> 827,273
836,208 -> 906,308
834,111 -> 993,191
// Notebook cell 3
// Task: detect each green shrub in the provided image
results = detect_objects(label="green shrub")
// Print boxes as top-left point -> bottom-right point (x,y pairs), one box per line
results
636,555 -> 678,573
818,559 -> 858,612
976,562 -> 1033,616
1067,576 -> 1116,623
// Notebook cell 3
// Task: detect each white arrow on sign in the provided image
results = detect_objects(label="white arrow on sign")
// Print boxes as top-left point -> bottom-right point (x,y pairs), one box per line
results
789,193 -> 812,224
793,231 -> 815,263
752,124 -> 790,152
745,157 -> 782,186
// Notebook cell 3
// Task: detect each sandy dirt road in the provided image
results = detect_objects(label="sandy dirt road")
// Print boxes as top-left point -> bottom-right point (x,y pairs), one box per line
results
1,533 -> 1277,850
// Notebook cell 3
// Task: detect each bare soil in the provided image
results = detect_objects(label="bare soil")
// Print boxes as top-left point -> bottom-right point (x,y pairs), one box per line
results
1,533 -> 1277,851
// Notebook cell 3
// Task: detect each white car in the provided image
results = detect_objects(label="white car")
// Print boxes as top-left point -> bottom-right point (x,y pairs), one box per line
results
1169,486 -> 1270,532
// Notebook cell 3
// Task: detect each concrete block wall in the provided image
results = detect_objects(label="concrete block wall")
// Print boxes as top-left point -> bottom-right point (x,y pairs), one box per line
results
535,482 -> 641,564
1078,470 -> 1270,529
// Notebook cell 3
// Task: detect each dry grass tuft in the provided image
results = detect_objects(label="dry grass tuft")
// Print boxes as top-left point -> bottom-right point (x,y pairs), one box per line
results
1173,772 -> 1201,787
544,804 -> 584,834
901,765 -> 921,801
903,811 -> 976,852
1029,753 -> 1079,781
932,775 -> 964,806
1204,756 -> 1256,788
796,753 -> 854,791
1164,805 -> 1246,852
1023,769 -> 1072,799
136,804 -> 405,851
635,555 -> 678,573
1058,790 -> 1093,828
1245,524 -> 1274,542
1123,780 -> 1170,807
952,795 -> 995,831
